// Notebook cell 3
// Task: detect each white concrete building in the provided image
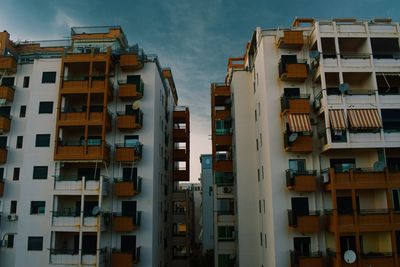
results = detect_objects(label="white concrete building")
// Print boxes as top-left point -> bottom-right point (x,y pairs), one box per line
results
212,18 -> 400,267
0,26 -> 190,267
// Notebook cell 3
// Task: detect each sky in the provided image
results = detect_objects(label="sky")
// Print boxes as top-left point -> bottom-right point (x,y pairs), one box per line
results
1,0 -> 399,181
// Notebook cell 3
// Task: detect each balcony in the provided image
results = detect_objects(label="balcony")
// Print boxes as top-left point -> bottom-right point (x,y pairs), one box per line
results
63,51 -> 110,63
116,110 -> 143,130
0,148 -> 7,164
290,251 -> 323,267
61,77 -> 113,98
53,176 -> 108,195
114,177 -> 142,197
0,116 -> 11,133
323,168 -> 400,190
279,58 -> 309,82
173,108 -> 189,123
214,158 -> 233,172
173,149 -> 188,161
0,56 -> 17,72
286,169 -> 317,192
325,209 -> 396,232
281,95 -> 310,114
173,168 -> 189,181
284,133 -> 313,153
0,85 -> 14,102
58,108 -> 112,129
327,251 -> 395,267
288,210 -> 321,233
120,52 -> 144,71
118,81 -> 144,100
114,143 -> 142,162
54,141 -> 111,162
173,128 -> 188,142
277,30 -> 304,49
0,178 -> 4,197
112,247 -> 141,267
49,248 -> 106,265
112,211 -> 141,232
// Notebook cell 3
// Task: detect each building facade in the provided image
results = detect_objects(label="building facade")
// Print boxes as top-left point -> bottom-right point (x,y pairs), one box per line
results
0,26 -> 190,267
211,18 -> 400,267
199,154 -> 214,254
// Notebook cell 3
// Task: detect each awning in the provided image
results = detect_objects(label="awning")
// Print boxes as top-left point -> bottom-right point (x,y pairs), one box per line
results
347,109 -> 382,130
287,113 -> 312,132
329,109 -> 347,130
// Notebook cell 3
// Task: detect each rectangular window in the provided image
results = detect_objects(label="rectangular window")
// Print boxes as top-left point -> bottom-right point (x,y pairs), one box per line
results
260,232 -> 263,246
0,136 -> 7,149
1,77 -> 14,86
30,201 -> 45,214
13,168 -> 20,181
256,139 -> 259,151
255,110 -> 257,121
10,200 -> 17,214
27,237 -> 43,251
257,169 -> 260,182
289,159 -> 306,171
23,76 -> 30,88
7,234 -> 14,248
20,105 -> 26,118
16,136 -> 23,149
382,109 -> 400,131
33,166 -> 48,180
217,226 -> 235,241
38,102 -> 53,114
41,72 -> 56,83
0,168 -> 3,180
35,134 -> 50,147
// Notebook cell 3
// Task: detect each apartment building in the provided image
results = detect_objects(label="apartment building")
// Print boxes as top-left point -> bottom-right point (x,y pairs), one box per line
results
211,18 -> 400,267
199,154 -> 214,254
0,26 -> 190,267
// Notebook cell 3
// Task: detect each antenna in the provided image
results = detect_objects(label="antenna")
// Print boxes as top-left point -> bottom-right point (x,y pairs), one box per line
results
132,100 -> 141,110
343,250 -> 356,264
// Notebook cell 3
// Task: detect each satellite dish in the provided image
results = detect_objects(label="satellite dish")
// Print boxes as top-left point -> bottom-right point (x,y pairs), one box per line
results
92,206 -> 101,216
288,133 -> 298,143
344,250 -> 356,264
339,83 -> 349,94
132,100 -> 141,110
373,161 -> 385,171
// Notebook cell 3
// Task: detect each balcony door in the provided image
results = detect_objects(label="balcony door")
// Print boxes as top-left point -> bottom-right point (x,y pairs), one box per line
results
337,196 -> 359,215
77,168 -> 100,181
294,237 -> 310,257
82,235 -> 97,255
122,201 -> 137,222
291,197 -> 309,225
121,235 -> 136,259
122,167 -> 137,182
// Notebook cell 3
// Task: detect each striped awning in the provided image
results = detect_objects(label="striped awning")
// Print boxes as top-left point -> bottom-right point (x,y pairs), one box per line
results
287,113 -> 312,132
348,109 -> 382,130
329,109 -> 347,130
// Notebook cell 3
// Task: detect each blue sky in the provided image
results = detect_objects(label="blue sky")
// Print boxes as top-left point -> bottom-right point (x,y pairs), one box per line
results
1,0 -> 399,180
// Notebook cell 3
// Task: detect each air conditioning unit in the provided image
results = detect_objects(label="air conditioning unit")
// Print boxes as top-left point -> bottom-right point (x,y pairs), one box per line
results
223,187 -> 232,194
8,214 -> 18,221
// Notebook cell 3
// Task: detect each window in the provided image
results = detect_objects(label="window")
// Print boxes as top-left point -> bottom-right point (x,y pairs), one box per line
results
330,158 -> 356,172
16,136 -> 23,149
30,201 -> 45,214
27,237 -> 43,251
284,87 -> 300,97
0,106 -> 11,118
217,226 -> 235,241
256,139 -> 259,150
124,135 -> 139,147
1,77 -> 14,86
7,234 -> 14,248
20,105 -> 26,118
23,76 -> 30,88
35,134 -> 50,147
289,159 -> 306,171
0,168 -> 4,180
382,109 -> 400,131
260,232 -> 263,246
0,136 -> 7,149
33,166 -> 48,180
38,102 -> 53,114
41,72 -> 56,83
259,200 -> 261,213
255,110 -> 257,121
257,169 -> 260,182
10,200 -> 17,214
13,168 -> 20,181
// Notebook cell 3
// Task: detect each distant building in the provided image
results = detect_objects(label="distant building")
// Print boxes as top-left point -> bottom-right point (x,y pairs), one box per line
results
199,154 -> 214,254
211,17 -> 400,267
179,182 -> 202,246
